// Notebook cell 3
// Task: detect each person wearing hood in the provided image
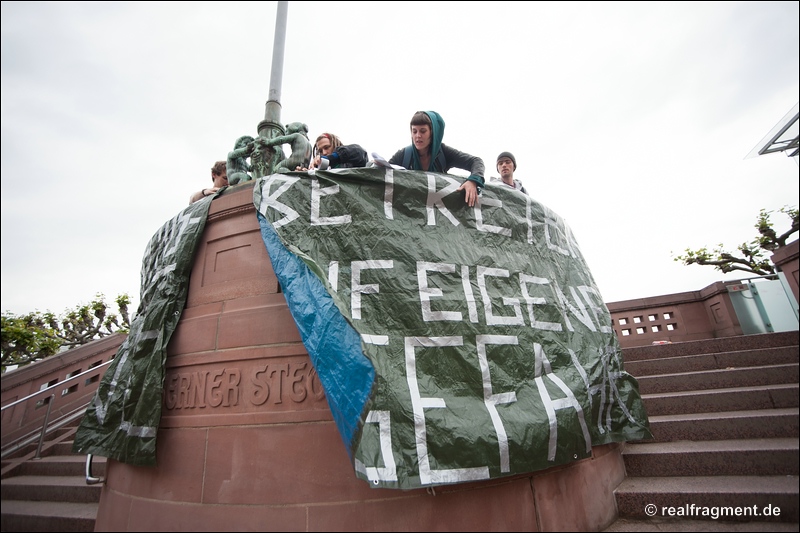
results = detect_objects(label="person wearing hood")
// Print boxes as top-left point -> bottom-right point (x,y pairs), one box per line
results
388,111 -> 484,207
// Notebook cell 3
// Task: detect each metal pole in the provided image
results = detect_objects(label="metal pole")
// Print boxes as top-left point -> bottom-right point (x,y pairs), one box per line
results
254,1 -> 289,177
34,394 -> 55,459
264,0 -> 288,127
85,454 -> 103,485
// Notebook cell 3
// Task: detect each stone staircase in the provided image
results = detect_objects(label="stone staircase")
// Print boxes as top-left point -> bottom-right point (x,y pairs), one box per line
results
605,330 -> 799,531
1,422 -> 105,532
1,332 -> 797,532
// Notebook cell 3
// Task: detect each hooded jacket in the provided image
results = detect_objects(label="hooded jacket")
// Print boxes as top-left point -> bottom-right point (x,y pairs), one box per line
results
388,111 -> 485,190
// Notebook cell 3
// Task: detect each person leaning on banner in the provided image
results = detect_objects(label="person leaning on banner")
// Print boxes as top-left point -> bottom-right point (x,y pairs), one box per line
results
296,132 -> 368,171
489,152 -> 528,195
387,110 -> 484,207
189,161 -> 228,204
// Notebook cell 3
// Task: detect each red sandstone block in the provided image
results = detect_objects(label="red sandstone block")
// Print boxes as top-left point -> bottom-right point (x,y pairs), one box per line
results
532,442 -> 623,531
217,304 -> 301,349
186,212 -> 280,307
160,352 -> 332,427
203,423 -> 419,506
95,484 -> 133,532
167,313 -> 220,355
124,497 -> 306,532
220,292 -> 288,313
177,300 -> 225,319
206,182 -> 257,219
103,428 -> 208,502
308,477 -> 539,531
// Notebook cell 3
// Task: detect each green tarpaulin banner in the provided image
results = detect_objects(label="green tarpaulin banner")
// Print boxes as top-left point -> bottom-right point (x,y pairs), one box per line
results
71,166 -> 651,488
254,167 -> 652,490
72,194 -> 216,465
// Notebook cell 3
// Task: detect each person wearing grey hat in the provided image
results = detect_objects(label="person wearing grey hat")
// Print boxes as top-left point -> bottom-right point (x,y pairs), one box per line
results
490,152 -> 527,194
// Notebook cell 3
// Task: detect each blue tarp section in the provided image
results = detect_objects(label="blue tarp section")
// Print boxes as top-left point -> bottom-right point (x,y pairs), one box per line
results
256,211 -> 376,452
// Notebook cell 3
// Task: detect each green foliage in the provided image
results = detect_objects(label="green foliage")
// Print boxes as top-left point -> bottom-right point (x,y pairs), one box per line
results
1,293 -> 131,373
673,206 -> 799,276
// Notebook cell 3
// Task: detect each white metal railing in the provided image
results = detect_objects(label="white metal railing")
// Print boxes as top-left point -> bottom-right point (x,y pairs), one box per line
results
1,359 -> 113,460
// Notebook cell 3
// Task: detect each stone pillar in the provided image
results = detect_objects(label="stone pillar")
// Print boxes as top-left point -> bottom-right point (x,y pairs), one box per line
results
771,239 -> 799,304
93,182 -> 626,531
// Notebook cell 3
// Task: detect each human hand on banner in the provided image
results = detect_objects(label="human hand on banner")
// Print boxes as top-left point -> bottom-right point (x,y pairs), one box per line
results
458,179 -> 479,207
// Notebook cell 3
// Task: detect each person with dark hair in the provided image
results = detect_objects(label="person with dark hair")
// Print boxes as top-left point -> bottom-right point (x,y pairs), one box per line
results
189,161 -> 228,204
490,152 -> 527,194
296,132 -> 368,171
387,111 -> 484,207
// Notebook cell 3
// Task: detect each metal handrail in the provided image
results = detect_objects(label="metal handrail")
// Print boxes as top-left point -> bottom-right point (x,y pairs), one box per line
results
723,273 -> 781,285
1,358 -> 113,465
34,394 -> 56,459
85,453 -> 103,485
1,358 -> 113,413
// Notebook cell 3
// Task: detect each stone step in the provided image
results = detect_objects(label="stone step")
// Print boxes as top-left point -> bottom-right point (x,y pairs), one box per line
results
2,442 -> 41,462
17,454 -> 105,477
645,408 -> 798,442
641,383 -> 799,416
51,441 -> 79,456
622,438 -> 799,476
621,331 -> 799,362
5,433 -> 82,458
6,436 -> 82,459
614,475 -> 799,522
608,333 -> 799,532
0,474 -> 101,503
625,346 -> 799,377
636,363 -> 799,395
0,499 -> 98,532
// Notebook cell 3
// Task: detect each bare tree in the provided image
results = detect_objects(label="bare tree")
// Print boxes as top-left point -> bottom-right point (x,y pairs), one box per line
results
673,206 -> 798,276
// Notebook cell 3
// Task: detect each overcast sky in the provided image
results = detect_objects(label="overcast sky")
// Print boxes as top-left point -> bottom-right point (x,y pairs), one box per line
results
2,1 -> 798,318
